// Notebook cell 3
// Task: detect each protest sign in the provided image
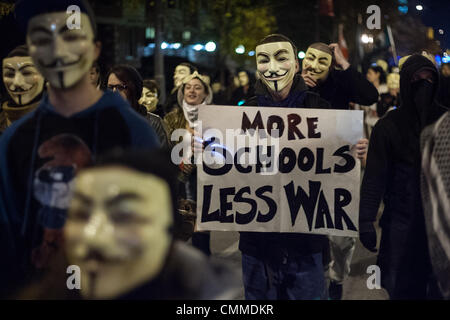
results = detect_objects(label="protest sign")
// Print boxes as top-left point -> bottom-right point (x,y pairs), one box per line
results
196,105 -> 363,237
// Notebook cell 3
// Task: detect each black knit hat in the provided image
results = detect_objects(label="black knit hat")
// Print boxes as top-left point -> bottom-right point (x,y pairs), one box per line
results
14,0 -> 97,38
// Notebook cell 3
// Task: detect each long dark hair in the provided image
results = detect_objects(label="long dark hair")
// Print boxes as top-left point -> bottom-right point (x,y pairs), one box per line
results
368,65 -> 387,84
107,64 -> 144,113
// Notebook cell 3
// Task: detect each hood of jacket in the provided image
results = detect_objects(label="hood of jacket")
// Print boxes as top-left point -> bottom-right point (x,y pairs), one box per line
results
399,54 -> 441,131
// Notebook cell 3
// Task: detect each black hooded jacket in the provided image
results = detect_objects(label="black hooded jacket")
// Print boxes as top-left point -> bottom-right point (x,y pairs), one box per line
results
359,54 -> 447,298
309,66 -> 379,110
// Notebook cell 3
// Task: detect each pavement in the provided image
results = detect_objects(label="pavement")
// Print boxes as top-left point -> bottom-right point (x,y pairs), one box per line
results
206,224 -> 389,300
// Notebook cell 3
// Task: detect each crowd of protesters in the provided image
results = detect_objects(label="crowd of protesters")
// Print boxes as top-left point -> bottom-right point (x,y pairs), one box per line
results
0,0 -> 449,300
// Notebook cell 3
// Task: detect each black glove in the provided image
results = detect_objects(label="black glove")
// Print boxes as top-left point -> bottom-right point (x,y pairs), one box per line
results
359,224 -> 377,253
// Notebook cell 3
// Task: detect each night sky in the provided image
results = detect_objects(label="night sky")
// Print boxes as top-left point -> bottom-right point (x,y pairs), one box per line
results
413,0 -> 450,50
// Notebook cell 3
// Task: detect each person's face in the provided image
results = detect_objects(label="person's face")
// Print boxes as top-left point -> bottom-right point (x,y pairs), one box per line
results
366,69 -> 380,84
107,73 -> 128,102
2,56 -> 44,105
302,47 -> 332,83
173,65 -> 190,87
255,41 -> 298,92
238,71 -> 249,87
89,66 -> 99,87
26,12 -> 98,89
184,78 -> 207,105
138,87 -> 158,112
65,166 -> 173,299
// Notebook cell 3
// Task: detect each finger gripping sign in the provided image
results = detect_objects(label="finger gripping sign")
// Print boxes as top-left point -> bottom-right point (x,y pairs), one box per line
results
196,105 -> 363,237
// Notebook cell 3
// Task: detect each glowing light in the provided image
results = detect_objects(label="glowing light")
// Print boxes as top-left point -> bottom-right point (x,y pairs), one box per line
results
361,34 -> 370,44
172,43 -> 181,49
416,5 -> 423,11
439,29 -> 444,35
161,42 -> 168,49
193,44 -> 204,51
235,45 -> 245,54
298,51 -> 305,59
205,41 -> 216,52
248,51 -> 255,57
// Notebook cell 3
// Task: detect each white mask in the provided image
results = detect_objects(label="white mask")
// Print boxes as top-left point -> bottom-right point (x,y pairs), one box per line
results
139,87 -> 158,112
65,166 -> 173,299
255,41 -> 297,92
173,65 -> 190,88
26,12 -> 96,89
2,56 -> 44,105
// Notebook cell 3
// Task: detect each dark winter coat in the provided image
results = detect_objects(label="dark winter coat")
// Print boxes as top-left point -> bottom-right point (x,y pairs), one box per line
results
310,66 -> 379,110
359,54 -> 447,299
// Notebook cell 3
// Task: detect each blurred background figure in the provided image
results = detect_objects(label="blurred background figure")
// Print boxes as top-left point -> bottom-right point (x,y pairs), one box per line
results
1,45 -> 44,134
89,61 -> 101,90
377,72 -> 401,118
230,70 -> 254,106
164,62 -> 198,116
363,65 -> 387,137
140,79 -> 163,117
107,64 -> 170,150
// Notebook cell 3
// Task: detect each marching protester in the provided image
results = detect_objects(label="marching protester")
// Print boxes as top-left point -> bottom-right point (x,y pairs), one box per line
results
1,45 -> 45,134
301,41 -> 373,300
140,79 -> 164,117
165,71 -> 214,255
363,65 -> 388,137
359,54 -> 447,299
106,64 -> 170,150
230,70 -> 255,106
377,72 -> 401,118
0,0 -> 160,297
421,109 -> 450,299
16,149 -> 241,300
237,34 -> 368,300
164,62 -> 198,116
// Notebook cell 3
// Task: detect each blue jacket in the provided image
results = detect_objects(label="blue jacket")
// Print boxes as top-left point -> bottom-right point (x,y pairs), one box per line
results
0,90 -> 159,295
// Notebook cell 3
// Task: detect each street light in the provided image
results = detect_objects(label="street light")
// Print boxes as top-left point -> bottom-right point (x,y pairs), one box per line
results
298,51 -> 305,59
248,51 -> 255,57
161,42 -> 168,49
193,44 -> 204,51
205,41 -> 216,52
235,45 -> 245,54
361,34 -> 370,44
416,5 -> 423,11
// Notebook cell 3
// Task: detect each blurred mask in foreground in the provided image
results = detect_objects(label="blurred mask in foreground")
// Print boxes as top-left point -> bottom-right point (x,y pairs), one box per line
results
302,43 -> 333,83
26,12 -> 96,89
3,55 -> 44,106
65,166 -> 173,299
256,41 -> 297,92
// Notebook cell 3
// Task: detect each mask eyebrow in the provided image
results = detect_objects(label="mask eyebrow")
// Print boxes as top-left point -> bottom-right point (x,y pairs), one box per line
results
73,191 -> 93,206
106,192 -> 142,208
257,52 -> 269,59
274,49 -> 289,57
59,24 -> 70,34
29,26 -> 52,36
3,66 -> 15,72
19,64 -> 35,71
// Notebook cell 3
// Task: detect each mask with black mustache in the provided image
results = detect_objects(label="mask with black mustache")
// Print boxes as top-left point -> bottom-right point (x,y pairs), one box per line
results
2,56 -> 44,105
256,42 -> 297,93
26,12 -> 96,89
